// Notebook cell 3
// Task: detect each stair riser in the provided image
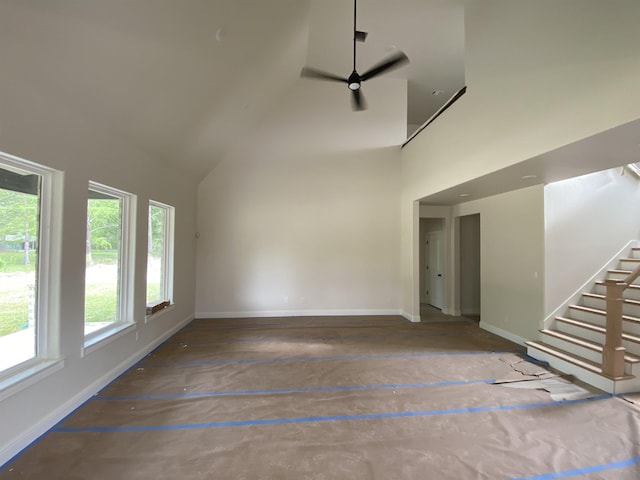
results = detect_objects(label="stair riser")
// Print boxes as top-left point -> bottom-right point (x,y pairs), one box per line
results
622,340 -> 640,357
581,296 -> 640,317
605,272 -> 640,285
593,284 -> 640,301
568,308 -> 606,325
541,333 -> 639,375
632,249 -> 640,260
619,259 -> 640,270
554,323 -> 640,357
555,321 -> 605,343
628,362 -> 640,377
539,333 -> 603,364
567,309 -> 640,336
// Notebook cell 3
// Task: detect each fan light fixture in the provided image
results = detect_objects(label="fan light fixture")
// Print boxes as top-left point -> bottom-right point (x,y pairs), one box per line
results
348,72 -> 361,91
300,0 -> 409,111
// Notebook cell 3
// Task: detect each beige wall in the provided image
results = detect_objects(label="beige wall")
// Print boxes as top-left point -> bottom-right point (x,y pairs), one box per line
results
454,186 -> 544,343
196,78 -> 406,317
401,0 -> 640,330
0,44 -> 198,463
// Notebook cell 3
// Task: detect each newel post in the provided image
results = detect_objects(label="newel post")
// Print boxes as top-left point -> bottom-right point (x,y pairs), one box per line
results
602,279 -> 626,378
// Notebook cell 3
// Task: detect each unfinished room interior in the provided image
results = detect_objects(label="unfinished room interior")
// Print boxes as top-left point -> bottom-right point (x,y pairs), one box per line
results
1,0 -> 640,478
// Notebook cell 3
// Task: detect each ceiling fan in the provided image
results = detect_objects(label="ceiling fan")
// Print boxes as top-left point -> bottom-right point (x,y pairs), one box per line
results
300,0 -> 409,111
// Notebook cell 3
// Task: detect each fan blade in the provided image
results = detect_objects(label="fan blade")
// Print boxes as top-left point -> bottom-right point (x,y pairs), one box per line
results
351,89 -> 367,111
360,51 -> 409,82
300,67 -> 348,83
355,30 -> 368,42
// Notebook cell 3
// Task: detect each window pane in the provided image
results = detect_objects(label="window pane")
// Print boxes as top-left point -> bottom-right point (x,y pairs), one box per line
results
85,188 -> 122,335
146,201 -> 173,310
0,164 -> 41,372
146,204 -> 165,304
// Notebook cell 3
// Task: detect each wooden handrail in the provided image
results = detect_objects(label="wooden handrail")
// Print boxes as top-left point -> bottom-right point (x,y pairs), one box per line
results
602,263 -> 640,378
624,262 -> 640,286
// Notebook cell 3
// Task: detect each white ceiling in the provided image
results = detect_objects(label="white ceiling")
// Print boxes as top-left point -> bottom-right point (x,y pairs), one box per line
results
417,117 -> 640,206
6,0 -> 629,202
1,0 -> 466,179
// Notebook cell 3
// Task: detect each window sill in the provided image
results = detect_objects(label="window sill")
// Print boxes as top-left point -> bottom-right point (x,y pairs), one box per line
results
82,322 -> 136,357
145,303 -> 175,323
0,358 -> 65,402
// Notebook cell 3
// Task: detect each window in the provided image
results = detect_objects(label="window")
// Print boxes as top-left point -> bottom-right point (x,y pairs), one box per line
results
146,201 -> 174,315
0,152 -> 56,376
84,182 -> 134,343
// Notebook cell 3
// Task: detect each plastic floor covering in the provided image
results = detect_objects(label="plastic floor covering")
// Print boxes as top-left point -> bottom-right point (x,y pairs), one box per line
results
2,315 -> 640,479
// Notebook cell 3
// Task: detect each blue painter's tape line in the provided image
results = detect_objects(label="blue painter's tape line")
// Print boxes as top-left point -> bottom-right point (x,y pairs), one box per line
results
54,394 -> 611,433
94,378 -> 496,401
141,350 -> 522,368
510,454 -> 640,479
166,332 -> 450,345
188,320 -> 411,330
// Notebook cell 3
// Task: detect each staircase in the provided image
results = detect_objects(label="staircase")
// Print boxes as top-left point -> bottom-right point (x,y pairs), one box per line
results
527,246 -> 640,394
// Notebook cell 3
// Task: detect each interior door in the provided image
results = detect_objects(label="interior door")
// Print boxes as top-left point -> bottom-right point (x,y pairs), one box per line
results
427,231 -> 444,309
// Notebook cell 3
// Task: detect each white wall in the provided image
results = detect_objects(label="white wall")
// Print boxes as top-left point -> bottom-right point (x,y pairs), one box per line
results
400,0 -> 640,326
196,78 -> 406,318
0,41 -> 198,464
545,167 -> 640,312
454,186 -> 544,343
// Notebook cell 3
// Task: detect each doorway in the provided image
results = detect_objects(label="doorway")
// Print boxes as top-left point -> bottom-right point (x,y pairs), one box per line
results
458,213 -> 480,321
419,218 -> 445,311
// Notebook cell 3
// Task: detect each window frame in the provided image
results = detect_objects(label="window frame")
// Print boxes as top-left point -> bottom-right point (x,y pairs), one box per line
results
0,151 -> 63,397
146,200 -> 175,319
83,181 -> 136,352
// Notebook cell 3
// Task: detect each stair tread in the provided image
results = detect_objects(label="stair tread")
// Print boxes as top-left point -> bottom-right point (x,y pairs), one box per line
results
621,258 -> 640,262
569,304 -> 605,315
582,292 -> 640,306
596,281 -> 640,290
540,329 -> 640,363
526,341 -> 602,374
556,316 -> 640,344
557,316 -> 605,332
568,304 -> 640,322
609,269 -> 633,274
526,341 -> 633,380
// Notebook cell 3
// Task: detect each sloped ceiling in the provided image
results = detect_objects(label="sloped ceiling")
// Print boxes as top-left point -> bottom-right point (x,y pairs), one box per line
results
305,0 -> 464,128
1,0 -> 465,180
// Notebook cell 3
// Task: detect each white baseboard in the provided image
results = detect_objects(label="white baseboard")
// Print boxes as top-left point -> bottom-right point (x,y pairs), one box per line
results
400,310 -> 420,322
479,321 -> 528,347
0,313 -> 194,469
196,309 -> 404,319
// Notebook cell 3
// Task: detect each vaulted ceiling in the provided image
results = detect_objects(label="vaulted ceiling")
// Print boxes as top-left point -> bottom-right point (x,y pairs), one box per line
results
1,0 -> 465,179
